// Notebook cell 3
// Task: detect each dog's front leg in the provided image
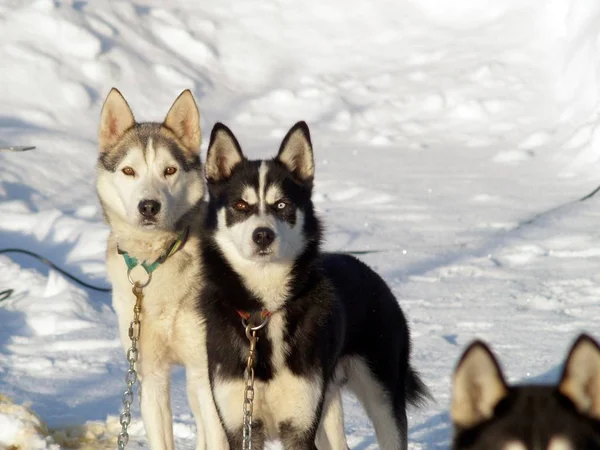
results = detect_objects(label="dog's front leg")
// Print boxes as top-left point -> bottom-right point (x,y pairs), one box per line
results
139,370 -> 174,450
113,294 -> 174,448
186,373 -> 206,450
187,369 -> 229,450
315,386 -> 348,450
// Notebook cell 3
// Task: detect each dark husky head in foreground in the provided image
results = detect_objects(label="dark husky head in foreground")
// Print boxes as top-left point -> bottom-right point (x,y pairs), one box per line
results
452,334 -> 600,450
204,121 -> 319,270
96,88 -> 204,233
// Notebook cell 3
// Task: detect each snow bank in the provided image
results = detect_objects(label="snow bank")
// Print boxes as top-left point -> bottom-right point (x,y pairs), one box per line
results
408,0 -> 536,25
557,0 -> 600,169
411,0 -> 600,172
559,0 -> 600,118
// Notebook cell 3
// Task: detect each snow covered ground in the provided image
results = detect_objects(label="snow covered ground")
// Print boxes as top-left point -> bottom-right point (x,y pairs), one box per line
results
1,0 -> 600,448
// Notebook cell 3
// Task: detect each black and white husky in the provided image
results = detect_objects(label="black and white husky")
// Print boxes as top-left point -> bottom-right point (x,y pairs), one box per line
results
199,121 -> 429,449
96,89 -> 227,449
452,334 -> 600,450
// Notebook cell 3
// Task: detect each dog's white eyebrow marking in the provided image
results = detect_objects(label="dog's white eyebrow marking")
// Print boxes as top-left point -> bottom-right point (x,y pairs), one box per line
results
265,184 -> 283,205
145,137 -> 156,164
503,442 -> 527,450
548,437 -> 573,450
258,162 -> 269,214
242,186 -> 259,205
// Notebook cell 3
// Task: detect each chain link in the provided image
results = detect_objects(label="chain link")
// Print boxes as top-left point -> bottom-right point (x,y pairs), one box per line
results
241,312 -> 271,450
242,326 -> 258,450
117,283 -> 144,450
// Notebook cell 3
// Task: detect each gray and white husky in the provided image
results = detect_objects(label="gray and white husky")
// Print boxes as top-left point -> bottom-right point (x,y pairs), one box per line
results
96,88 -> 227,450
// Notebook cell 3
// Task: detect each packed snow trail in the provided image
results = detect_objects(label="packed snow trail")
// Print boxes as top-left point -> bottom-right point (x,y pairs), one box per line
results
1,0 -> 600,449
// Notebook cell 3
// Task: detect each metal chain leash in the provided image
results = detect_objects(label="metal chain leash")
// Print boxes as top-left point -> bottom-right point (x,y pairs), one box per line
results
241,313 -> 270,450
242,326 -> 258,450
117,282 -> 144,449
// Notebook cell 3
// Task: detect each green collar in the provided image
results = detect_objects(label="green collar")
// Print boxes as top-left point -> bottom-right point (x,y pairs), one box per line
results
118,227 -> 190,275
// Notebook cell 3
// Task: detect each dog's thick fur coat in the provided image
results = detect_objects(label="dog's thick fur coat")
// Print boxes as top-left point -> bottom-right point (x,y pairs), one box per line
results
199,122 -> 429,449
96,89 -> 227,450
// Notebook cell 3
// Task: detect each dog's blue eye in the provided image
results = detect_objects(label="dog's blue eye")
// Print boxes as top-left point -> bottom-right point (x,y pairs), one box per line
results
277,202 -> 287,210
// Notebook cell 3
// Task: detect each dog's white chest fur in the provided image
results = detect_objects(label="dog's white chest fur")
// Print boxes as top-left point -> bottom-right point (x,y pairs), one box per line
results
107,234 -> 206,367
213,313 -> 322,438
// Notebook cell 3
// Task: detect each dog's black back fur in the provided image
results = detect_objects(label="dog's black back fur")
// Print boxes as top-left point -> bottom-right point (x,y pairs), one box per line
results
322,252 -> 429,407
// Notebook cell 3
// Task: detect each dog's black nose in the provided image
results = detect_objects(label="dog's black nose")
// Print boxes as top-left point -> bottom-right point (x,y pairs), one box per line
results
252,227 -> 275,248
138,200 -> 161,218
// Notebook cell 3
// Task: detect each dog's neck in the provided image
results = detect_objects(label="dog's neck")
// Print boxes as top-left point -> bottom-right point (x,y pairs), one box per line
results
112,223 -> 181,262
206,233 -> 321,314
107,205 -> 202,262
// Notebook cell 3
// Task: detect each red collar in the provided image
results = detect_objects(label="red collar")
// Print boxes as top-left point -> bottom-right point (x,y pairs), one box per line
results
236,309 -> 272,321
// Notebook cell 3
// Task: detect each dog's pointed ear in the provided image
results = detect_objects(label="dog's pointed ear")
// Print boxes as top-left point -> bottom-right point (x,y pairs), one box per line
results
205,123 -> 244,182
163,89 -> 201,153
99,88 -> 135,151
559,334 -> 600,419
452,341 -> 508,428
276,121 -> 314,182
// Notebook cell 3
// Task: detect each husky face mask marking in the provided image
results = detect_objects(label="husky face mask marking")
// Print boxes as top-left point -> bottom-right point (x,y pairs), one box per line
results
205,122 -> 314,263
96,88 -> 204,231
451,334 -> 600,450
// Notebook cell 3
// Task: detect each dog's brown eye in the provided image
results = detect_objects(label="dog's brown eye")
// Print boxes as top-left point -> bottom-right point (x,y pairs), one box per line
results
122,167 -> 135,176
164,166 -> 177,176
234,200 -> 249,211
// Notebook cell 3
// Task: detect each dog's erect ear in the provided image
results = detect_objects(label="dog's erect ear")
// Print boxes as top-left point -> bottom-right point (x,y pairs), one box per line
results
205,123 -> 244,182
452,341 -> 508,428
163,89 -> 201,153
276,121 -> 315,182
559,334 -> 600,419
99,88 -> 135,151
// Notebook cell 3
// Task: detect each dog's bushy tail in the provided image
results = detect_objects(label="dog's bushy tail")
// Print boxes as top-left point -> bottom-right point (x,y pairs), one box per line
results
406,367 -> 432,407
